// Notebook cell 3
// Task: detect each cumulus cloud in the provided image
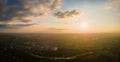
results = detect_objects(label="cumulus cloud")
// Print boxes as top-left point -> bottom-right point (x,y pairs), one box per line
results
0,0 -> 62,22
54,10 -> 80,18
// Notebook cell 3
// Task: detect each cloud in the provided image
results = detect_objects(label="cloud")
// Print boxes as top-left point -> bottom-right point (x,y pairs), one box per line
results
0,0 -> 62,22
9,23 -> 35,28
54,10 -> 80,19
0,24 -> 8,29
104,0 -> 120,10
117,13 -> 120,16
104,0 -> 120,16
0,23 -> 35,29
19,18 -> 32,23
48,28 -> 65,31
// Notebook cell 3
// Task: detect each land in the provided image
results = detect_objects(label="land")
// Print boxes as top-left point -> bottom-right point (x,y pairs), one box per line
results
0,33 -> 120,62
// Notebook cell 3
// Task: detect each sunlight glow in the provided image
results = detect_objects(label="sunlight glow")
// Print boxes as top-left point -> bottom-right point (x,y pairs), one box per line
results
81,23 -> 88,29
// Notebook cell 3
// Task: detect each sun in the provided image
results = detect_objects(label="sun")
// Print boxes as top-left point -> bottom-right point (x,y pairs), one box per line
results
81,22 -> 88,29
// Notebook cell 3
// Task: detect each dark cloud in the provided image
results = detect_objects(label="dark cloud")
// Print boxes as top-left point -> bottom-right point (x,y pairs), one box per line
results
19,18 -> 32,23
0,0 -> 24,22
0,24 -> 8,28
0,23 -> 35,29
9,23 -> 35,28
54,10 -> 80,19
0,0 -> 62,22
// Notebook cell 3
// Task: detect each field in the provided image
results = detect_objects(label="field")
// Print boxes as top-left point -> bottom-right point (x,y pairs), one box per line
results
0,33 -> 120,62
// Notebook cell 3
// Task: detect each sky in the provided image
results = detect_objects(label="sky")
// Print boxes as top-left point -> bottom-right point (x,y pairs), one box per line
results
0,0 -> 120,33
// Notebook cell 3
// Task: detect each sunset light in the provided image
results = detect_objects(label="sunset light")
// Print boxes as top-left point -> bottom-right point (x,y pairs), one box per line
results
0,0 -> 120,62
81,22 -> 88,29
